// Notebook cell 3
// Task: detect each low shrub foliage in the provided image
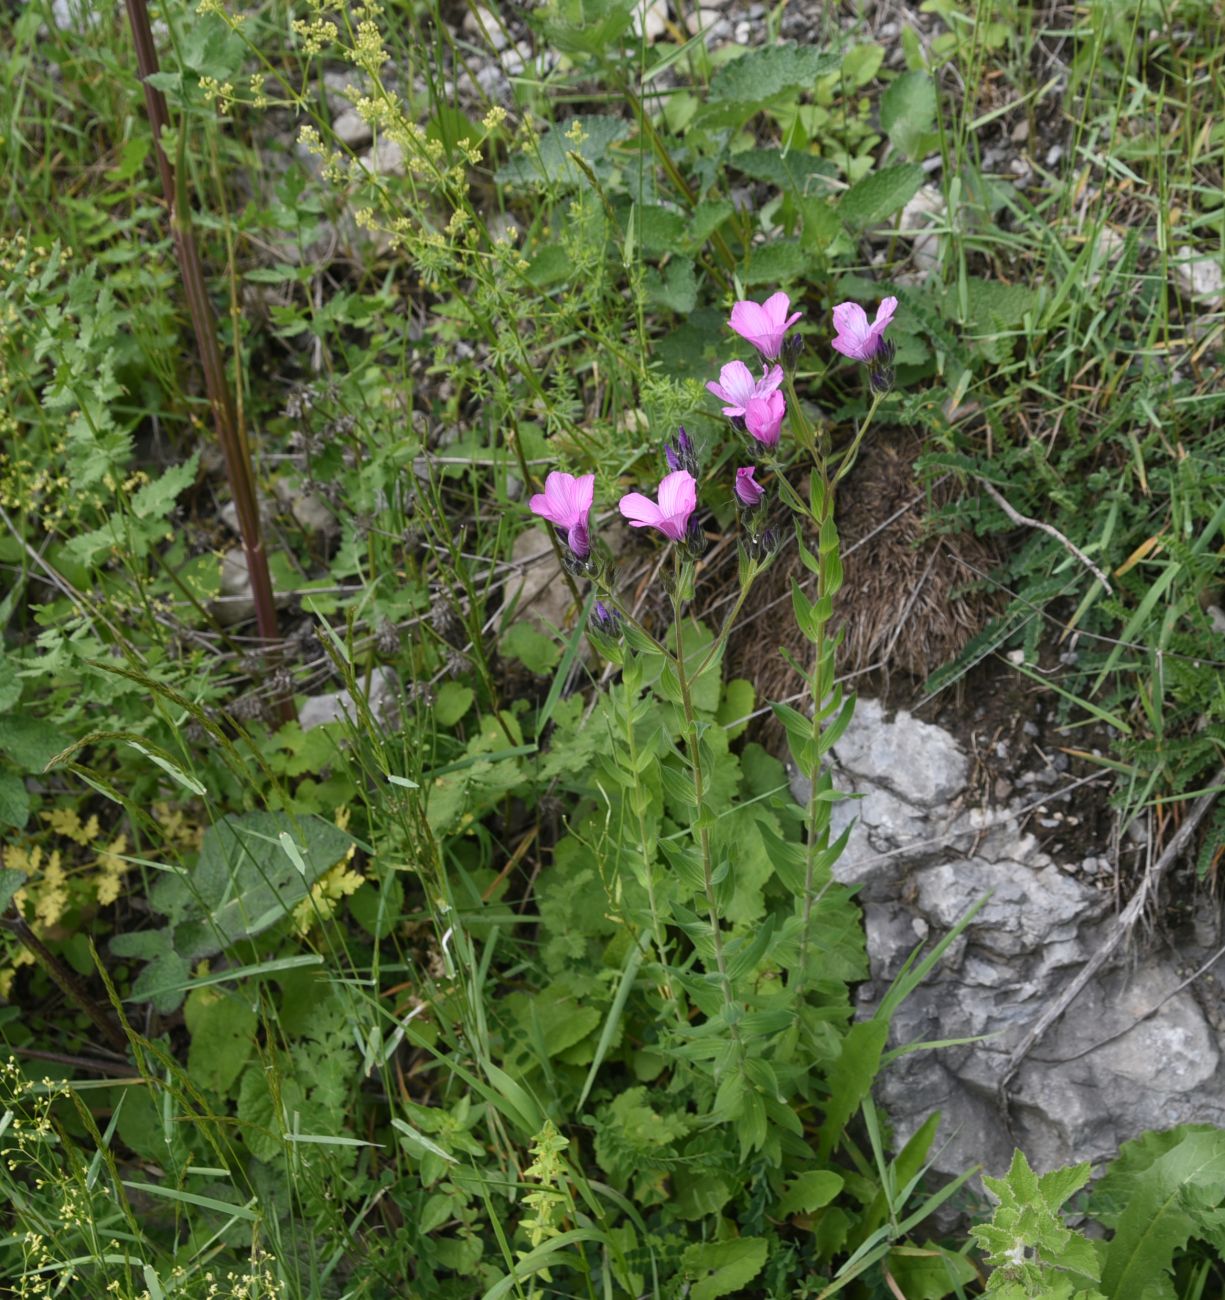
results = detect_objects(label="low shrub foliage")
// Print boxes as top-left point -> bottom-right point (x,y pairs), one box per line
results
1,0 -> 1223,1295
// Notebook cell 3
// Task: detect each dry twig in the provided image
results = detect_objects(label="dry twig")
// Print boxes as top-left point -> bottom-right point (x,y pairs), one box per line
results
977,477 -> 1113,594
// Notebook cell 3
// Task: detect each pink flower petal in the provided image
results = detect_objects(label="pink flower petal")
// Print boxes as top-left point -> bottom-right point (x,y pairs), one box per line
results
657,469 -> 696,521
618,492 -> 663,529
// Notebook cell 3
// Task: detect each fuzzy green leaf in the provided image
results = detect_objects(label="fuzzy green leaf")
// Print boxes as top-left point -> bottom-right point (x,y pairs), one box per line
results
838,163 -> 925,228
0,773 -> 29,830
0,716 -> 71,773
744,240 -> 809,285
880,71 -> 937,158
709,43 -> 839,107
0,866 -> 27,913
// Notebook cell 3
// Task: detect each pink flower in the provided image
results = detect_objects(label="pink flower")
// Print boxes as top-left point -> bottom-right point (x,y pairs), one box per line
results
618,469 -> 697,542
744,391 -> 785,448
705,360 -> 784,417
831,296 -> 898,363
529,470 -> 595,557
729,291 -> 803,360
733,467 -> 764,508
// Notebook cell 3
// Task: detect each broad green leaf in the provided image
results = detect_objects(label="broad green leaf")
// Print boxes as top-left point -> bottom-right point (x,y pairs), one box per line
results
0,866 -> 27,913
798,196 -> 844,251
501,621 -> 561,675
709,43 -> 839,106
818,1018 -> 888,1158
729,147 -> 838,197
635,203 -> 687,253
886,1242 -> 978,1298
0,716 -> 71,773
126,813 -> 352,1011
348,873 -> 403,939
236,1062 -> 306,1163
436,681 -> 475,733
841,42 -> 884,87
689,200 -> 734,244
778,1169 -> 844,1217
716,678 -> 755,739
1100,1128 -> 1225,1297
539,0 -> 635,55
645,258 -> 698,314
0,772 -> 29,829
184,987 -> 257,1095
744,240 -> 809,285
682,1237 -> 768,1300
838,163 -> 925,228
880,71 -> 937,158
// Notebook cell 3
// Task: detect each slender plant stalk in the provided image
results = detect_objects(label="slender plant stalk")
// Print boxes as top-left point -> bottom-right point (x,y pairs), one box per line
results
1,915 -> 128,1056
671,559 -> 742,1054
782,385 -> 884,996
619,676 -> 685,1025
122,0 -> 290,720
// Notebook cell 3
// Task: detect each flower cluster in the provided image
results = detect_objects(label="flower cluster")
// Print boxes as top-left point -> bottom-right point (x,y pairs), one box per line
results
526,288 -> 899,637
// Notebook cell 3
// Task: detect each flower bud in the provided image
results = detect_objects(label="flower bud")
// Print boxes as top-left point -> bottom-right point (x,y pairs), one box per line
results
868,337 -> 896,395
683,514 -> 707,560
663,427 -> 700,477
591,600 -> 621,638
747,527 -> 781,562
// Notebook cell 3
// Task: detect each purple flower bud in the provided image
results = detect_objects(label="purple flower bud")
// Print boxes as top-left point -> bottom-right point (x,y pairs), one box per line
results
733,466 -> 765,510
663,427 -> 699,476
684,513 -> 707,560
747,527 -> 781,562
591,600 -> 621,638
868,337 -> 896,395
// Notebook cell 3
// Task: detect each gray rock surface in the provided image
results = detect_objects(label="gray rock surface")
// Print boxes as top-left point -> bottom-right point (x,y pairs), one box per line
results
796,698 -> 1225,1178
508,529 -> 577,634
299,665 -> 400,732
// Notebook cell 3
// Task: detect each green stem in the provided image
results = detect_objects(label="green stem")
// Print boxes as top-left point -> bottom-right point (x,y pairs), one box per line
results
693,557 -> 760,679
671,556 -> 741,1052
793,389 -> 886,998
832,391 -> 885,484
621,680 -> 685,1028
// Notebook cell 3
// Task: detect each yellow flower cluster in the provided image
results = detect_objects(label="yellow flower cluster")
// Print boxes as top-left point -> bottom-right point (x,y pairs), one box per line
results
291,15 -> 337,54
199,76 -> 235,113
2,1059 -> 288,1296
0,806 -> 150,998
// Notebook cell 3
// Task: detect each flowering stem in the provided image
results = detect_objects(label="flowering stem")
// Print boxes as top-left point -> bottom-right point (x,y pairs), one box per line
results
694,557 -> 761,679
781,368 -> 819,460
793,391 -> 885,999
619,677 -> 685,1026
671,555 -> 742,1053
832,391 -> 885,484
